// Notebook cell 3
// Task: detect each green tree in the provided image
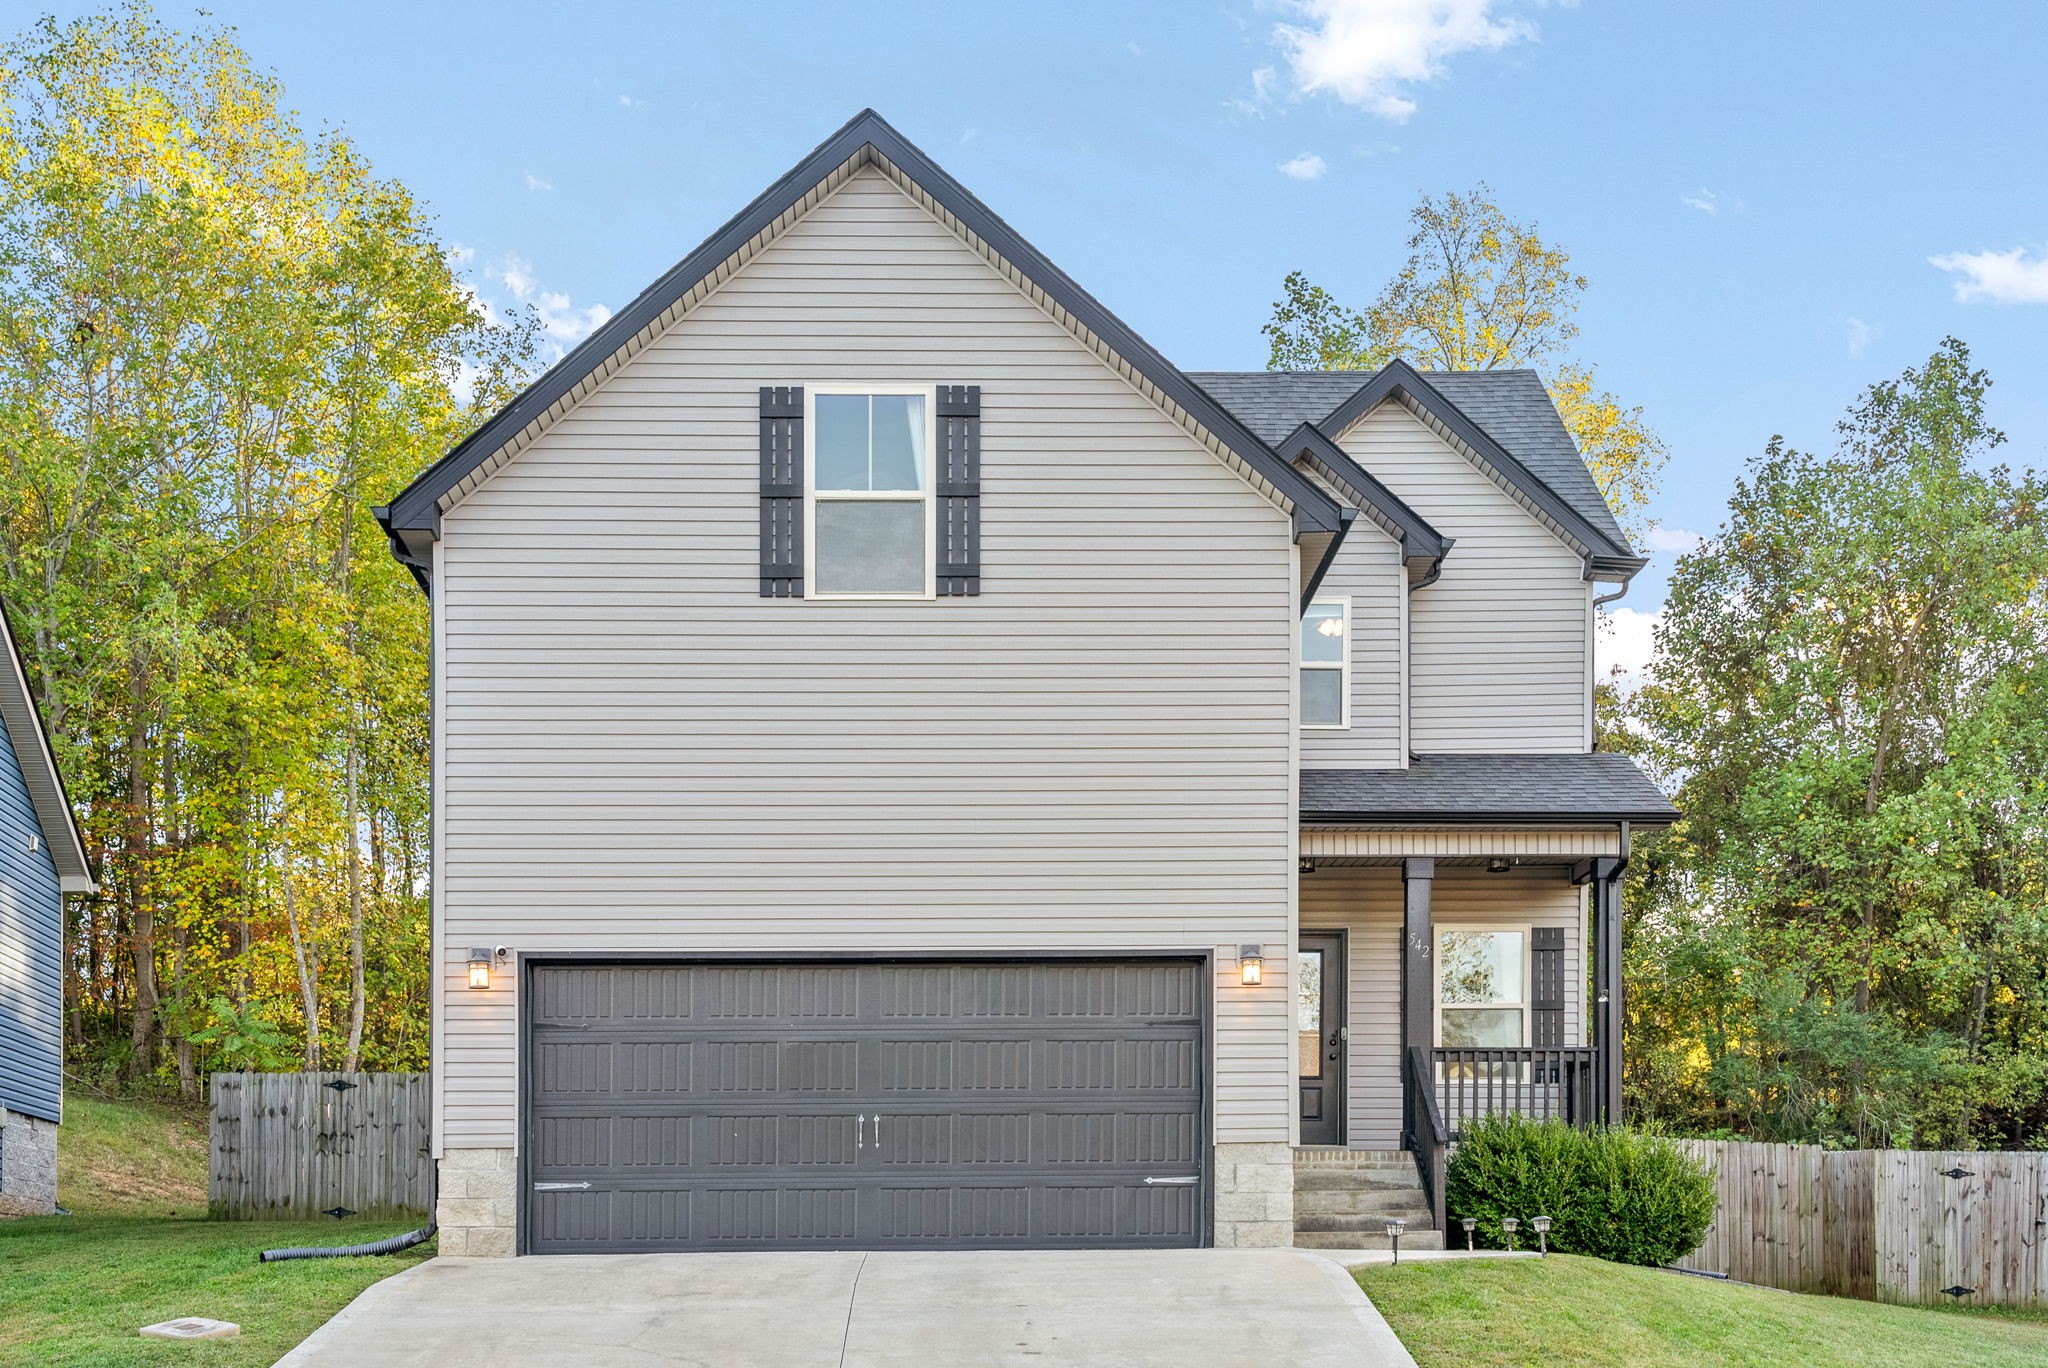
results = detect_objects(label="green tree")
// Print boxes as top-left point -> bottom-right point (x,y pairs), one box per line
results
1625,339 -> 2048,1147
1264,185 -> 1666,539
0,3 -> 534,1090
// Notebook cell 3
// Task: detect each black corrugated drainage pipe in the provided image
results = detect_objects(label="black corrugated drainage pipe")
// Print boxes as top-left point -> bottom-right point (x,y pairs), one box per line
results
259,1221 -> 437,1262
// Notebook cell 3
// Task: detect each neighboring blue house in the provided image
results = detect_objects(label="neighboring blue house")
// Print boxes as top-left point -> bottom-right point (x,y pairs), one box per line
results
0,601 -> 93,1217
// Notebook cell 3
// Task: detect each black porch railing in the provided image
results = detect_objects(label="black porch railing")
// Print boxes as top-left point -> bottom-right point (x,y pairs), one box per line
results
1402,1046 -> 1448,1233
1431,1046 -> 1599,1139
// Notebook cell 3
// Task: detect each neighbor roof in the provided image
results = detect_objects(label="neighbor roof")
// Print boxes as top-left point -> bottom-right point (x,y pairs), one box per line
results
1301,752 -> 1678,826
1190,366 -> 1633,555
0,602 -> 94,893
379,110 -> 1345,568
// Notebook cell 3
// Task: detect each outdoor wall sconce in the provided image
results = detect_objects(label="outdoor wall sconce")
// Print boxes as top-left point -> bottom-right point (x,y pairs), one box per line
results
1237,945 -> 1264,987
1299,856 -> 1317,875
1461,1217 -> 1477,1251
1486,857 -> 1511,874
1501,1217 -> 1520,1252
1384,1217 -> 1406,1265
467,946 -> 510,990
1531,1215 -> 1552,1256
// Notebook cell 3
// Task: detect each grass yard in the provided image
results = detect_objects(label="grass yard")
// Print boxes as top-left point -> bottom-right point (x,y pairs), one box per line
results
0,1092 -> 430,1368
1357,1254 -> 2048,1368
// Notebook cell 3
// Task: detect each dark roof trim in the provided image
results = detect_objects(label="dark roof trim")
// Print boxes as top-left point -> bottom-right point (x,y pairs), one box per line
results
1277,422 -> 1447,571
1301,807 -> 1678,828
0,600 -> 94,893
1299,506 -> 1358,610
382,109 -> 1345,545
1315,359 -> 1640,571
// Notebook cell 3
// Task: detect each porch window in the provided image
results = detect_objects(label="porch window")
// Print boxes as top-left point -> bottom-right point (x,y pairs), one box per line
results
1301,598 -> 1349,728
1437,928 -> 1527,1048
808,388 -> 933,597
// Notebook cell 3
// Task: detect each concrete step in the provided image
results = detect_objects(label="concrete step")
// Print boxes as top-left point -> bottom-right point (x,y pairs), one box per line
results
1292,1168 -> 1423,1193
1295,1211 -> 1434,1235
1294,1188 -> 1436,1216
1294,1149 -> 1411,1164
1293,1229 -> 1446,1251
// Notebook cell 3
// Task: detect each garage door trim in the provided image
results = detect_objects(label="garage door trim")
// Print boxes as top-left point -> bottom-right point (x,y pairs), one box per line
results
514,949 -> 1216,1254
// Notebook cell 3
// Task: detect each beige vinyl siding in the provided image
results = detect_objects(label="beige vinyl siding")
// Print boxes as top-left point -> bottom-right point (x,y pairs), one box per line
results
1301,523 -> 1404,769
1337,405 -> 1591,752
1300,865 -> 1584,1148
434,168 -> 1298,1149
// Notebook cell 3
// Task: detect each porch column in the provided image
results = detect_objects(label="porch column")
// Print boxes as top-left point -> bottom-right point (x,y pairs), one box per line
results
1400,857 -> 1434,1138
1587,856 -> 1625,1124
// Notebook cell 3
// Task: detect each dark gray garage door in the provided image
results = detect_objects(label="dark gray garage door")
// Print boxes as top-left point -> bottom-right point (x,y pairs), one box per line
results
523,959 -> 1206,1253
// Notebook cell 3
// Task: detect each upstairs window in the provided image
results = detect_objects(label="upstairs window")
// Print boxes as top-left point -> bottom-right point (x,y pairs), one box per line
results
808,389 -> 932,597
1301,598 -> 1349,728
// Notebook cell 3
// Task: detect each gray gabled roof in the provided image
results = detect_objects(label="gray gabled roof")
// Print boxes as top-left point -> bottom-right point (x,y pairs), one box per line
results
0,601 -> 94,893
1189,366 -> 1633,554
1301,752 -> 1678,826
381,110 -> 1345,560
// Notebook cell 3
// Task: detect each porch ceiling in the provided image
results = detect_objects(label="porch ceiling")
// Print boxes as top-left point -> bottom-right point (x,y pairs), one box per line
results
1298,826 -> 1622,862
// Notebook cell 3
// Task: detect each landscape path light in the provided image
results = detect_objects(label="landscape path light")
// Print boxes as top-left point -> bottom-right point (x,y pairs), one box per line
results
1501,1217 -> 1519,1253
1461,1217 -> 1476,1252
1531,1215 -> 1552,1256
1384,1217 -> 1406,1265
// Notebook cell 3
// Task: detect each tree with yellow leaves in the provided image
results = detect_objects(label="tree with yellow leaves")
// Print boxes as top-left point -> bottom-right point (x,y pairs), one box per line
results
1263,184 -> 1666,541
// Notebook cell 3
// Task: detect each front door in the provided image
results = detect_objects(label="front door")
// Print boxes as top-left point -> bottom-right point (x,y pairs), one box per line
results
1297,933 -> 1346,1145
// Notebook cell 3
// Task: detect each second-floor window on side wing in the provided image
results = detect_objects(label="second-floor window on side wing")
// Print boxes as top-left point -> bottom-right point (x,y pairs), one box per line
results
809,388 -> 933,597
1437,928 -> 1527,1048
1301,598 -> 1349,728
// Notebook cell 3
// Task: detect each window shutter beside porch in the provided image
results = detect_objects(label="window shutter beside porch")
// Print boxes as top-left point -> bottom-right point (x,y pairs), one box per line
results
936,385 -> 981,595
759,386 -> 804,596
1530,926 -> 1566,1047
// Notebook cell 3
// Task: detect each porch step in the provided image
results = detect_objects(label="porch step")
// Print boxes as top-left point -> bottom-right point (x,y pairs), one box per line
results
1293,1166 -> 1423,1192
1293,1148 -> 1413,1167
1295,1187 -> 1434,1217
1293,1229 -> 1446,1252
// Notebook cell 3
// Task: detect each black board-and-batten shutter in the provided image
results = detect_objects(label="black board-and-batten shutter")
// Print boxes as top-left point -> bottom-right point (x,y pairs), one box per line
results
936,385 -> 981,595
1530,925 -> 1566,1048
759,387 -> 804,597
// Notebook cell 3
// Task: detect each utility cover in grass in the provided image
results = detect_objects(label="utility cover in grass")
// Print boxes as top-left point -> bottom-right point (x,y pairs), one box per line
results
140,1317 -> 241,1340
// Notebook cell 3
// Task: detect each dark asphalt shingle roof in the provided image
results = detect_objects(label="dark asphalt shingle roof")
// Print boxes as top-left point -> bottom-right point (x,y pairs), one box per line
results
1301,752 -> 1678,824
1188,368 -> 1630,550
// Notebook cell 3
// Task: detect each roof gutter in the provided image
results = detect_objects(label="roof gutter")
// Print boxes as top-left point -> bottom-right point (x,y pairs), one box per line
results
1300,808 -> 1680,827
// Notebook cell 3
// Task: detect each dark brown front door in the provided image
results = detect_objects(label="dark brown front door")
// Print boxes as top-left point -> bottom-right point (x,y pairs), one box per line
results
1297,933 -> 1345,1145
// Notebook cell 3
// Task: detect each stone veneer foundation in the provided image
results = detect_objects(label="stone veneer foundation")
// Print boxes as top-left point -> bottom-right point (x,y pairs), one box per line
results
436,1148 -> 517,1256
0,1108 -> 58,1217
1209,1141 -> 1295,1248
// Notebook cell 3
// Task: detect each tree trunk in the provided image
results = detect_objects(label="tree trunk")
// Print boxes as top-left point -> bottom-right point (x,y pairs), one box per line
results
124,660 -> 157,1081
281,859 -> 322,1070
343,730 -> 366,1070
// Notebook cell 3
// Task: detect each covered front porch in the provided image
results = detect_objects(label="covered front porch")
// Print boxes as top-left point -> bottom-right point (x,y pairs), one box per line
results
1292,753 -> 1679,1232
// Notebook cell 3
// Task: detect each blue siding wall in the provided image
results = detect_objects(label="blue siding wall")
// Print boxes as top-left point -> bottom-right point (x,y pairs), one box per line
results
0,707 -> 62,1123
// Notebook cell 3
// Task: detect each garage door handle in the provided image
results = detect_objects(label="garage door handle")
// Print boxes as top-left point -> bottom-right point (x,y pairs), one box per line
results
1143,1176 -> 1198,1186
532,1182 -> 591,1192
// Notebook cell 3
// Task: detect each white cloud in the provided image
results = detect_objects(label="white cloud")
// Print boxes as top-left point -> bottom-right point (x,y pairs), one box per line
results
959,128 -> 978,144
524,173 -> 553,192
1928,244 -> 2048,305
1599,606 -> 1662,688
1265,0 -> 1539,121
618,94 -> 646,110
1127,40 -> 1146,57
484,254 -> 612,358
1279,152 -> 1329,181
1681,187 -> 1740,215
1843,316 -> 1881,356
1644,524 -> 1705,555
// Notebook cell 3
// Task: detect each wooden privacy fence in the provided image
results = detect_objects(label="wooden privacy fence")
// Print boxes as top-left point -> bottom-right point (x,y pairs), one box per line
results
1675,1140 -> 2048,1308
209,1072 -> 431,1221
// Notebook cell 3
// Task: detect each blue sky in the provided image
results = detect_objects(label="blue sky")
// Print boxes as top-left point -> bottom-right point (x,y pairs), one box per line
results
57,2 -> 2048,658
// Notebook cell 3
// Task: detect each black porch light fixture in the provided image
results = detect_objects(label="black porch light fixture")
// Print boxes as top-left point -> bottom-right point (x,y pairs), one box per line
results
1486,857 -> 1511,874
1237,945 -> 1264,987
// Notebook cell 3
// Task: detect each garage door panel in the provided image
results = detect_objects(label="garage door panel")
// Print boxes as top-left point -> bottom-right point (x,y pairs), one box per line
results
525,960 -> 1206,1252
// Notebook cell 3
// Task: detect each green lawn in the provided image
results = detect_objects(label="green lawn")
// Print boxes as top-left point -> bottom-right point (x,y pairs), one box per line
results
1356,1255 -> 2048,1368
0,1092 -> 430,1367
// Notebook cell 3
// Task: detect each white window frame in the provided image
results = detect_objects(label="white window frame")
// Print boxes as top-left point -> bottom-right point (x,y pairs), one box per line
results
1301,596 -> 1351,730
1432,923 -> 1532,1049
803,384 -> 938,600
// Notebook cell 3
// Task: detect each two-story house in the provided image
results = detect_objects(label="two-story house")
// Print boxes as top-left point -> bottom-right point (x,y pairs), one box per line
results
376,111 -> 1675,1258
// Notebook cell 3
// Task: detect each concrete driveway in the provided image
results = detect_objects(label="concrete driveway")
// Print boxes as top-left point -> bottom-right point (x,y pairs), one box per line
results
276,1249 -> 1417,1368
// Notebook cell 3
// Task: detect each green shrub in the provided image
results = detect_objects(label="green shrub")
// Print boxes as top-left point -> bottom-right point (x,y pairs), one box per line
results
1445,1114 -> 1718,1266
